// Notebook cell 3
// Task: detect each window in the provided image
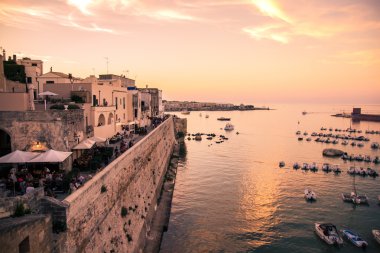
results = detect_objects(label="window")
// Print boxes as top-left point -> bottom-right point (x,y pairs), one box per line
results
32,63 -> 37,67
115,97 -> 118,109
123,97 -> 125,109
123,113 -> 125,119
27,77 -> 32,83
46,80 -> 54,84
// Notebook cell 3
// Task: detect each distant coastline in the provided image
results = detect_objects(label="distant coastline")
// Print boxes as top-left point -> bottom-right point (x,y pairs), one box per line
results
163,100 -> 272,112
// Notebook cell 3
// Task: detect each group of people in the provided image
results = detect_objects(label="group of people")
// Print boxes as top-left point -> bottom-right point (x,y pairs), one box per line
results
3,167 -> 62,197
69,174 -> 87,194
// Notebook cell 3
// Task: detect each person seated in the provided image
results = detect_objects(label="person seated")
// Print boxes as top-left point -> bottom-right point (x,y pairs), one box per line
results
25,183 -> 35,194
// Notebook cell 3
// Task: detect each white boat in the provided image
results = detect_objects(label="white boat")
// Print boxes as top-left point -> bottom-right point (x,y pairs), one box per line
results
372,230 -> 380,244
315,223 -> 344,245
322,163 -> 331,172
301,163 -> 309,170
224,123 -> 234,131
181,110 -> 190,115
310,162 -> 318,172
341,229 -> 368,248
304,189 -> 317,201
371,142 -> 379,149
352,193 -> 369,205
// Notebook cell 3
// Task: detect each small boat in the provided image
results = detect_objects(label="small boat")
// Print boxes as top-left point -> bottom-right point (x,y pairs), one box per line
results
332,164 -> 342,173
224,123 -> 234,131
315,223 -> 343,245
199,113 -> 202,117
357,143 -> 364,147
322,163 -> 331,172
351,142 -> 356,146
342,193 -> 353,202
310,162 -> 318,172
351,192 -> 369,205
341,140 -> 348,145
305,189 -> 317,201
303,132 -> 308,136
181,110 -> 190,115
296,131 -> 301,135
371,142 -> 379,149
302,163 -> 309,170
373,156 -> 380,164
306,137 -> 312,141
372,230 -> 380,244
341,229 -> 368,248
279,161 -> 285,168
217,117 -> 231,121
194,135 -> 202,141
366,168 -> 378,177
298,137 -> 303,141
293,162 -> 300,169
302,111 -> 307,115
206,137 -> 213,140
205,115 -> 209,118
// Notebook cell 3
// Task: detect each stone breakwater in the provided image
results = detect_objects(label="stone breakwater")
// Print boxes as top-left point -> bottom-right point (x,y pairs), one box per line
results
61,116 -> 181,253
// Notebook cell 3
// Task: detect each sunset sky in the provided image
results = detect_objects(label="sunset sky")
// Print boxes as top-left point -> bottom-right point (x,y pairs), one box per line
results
1,0 -> 379,104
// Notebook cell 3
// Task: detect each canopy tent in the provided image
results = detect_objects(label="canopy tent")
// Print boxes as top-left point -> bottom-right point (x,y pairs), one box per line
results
88,136 -> 106,143
0,150 -> 40,164
27,149 -> 72,163
72,139 -> 96,150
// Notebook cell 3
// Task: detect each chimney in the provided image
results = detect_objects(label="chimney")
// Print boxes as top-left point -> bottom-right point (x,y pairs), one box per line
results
2,49 -> 5,60
13,54 -> 16,62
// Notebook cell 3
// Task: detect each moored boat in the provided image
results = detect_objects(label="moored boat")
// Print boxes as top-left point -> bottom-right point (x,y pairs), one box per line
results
341,229 -> 368,248
224,123 -> 234,131
305,189 -> 317,201
181,109 -> 190,115
372,230 -> 380,244
217,117 -> 231,121
315,223 -> 344,245
293,162 -> 300,169
279,161 -> 285,168
332,164 -> 341,173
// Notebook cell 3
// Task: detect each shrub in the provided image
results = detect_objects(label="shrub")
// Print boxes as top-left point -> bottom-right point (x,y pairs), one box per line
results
121,207 -> 128,217
68,104 -> 80,109
53,220 -> 67,233
13,202 -> 26,217
50,104 -> 65,110
71,95 -> 84,103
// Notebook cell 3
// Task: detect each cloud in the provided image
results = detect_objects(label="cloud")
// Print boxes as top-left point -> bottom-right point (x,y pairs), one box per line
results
242,24 -> 289,43
251,0 -> 292,23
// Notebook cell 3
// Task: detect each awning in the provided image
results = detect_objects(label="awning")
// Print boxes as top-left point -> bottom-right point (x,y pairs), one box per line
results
88,136 -> 106,143
39,91 -> 58,96
72,139 -> 96,150
0,150 -> 40,164
27,149 -> 72,163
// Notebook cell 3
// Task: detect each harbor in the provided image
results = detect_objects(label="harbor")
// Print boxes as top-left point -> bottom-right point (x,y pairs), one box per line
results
161,104 -> 380,253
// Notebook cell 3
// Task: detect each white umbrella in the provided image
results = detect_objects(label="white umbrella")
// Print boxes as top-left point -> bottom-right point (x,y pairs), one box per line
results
88,136 -> 106,143
72,139 -> 96,150
39,91 -> 58,96
39,91 -> 58,110
0,150 -> 40,164
27,149 -> 72,163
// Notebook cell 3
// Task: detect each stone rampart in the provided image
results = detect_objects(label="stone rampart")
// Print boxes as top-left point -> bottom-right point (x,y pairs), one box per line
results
62,116 -> 176,253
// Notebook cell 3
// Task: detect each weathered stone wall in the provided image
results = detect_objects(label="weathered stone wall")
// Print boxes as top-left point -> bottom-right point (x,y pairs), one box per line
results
0,187 -> 45,219
0,214 -> 52,253
173,116 -> 187,134
0,110 -> 85,152
62,117 -> 176,253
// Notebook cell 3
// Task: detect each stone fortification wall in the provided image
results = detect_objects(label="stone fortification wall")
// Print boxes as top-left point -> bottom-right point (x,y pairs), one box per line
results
62,117 -> 176,253
0,187 -> 45,219
0,110 -> 85,151
0,214 -> 52,253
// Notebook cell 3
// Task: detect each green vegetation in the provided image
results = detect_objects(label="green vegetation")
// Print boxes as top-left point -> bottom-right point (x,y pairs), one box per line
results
3,60 -> 26,83
13,202 -> 30,217
121,206 -> 128,217
49,104 -> 80,110
71,95 -> 84,103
